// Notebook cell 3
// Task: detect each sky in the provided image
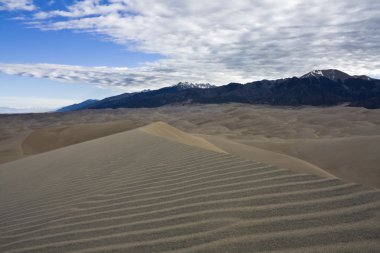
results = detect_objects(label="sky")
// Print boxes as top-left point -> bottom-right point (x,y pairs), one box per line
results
0,0 -> 379,112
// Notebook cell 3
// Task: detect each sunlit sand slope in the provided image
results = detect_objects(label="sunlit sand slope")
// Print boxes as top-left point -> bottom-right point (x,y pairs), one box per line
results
140,121 -> 226,153
0,125 -> 379,253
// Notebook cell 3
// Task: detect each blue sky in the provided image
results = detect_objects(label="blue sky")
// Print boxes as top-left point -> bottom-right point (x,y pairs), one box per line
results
0,1 -> 162,111
0,14 -> 162,67
0,0 -> 379,112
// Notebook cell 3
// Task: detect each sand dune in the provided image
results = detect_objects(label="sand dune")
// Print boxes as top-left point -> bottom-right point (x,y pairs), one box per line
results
7,120 -> 334,178
142,123 -> 334,178
0,104 -> 379,187
0,124 -> 379,252
140,122 -> 226,153
0,132 -> 29,165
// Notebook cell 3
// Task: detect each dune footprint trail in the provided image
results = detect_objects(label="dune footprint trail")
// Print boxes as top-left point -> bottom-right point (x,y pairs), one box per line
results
0,123 -> 379,253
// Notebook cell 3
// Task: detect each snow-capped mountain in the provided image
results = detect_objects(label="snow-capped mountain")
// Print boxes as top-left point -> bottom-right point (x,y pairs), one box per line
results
300,69 -> 373,82
58,69 -> 380,111
300,69 -> 351,81
174,82 -> 216,89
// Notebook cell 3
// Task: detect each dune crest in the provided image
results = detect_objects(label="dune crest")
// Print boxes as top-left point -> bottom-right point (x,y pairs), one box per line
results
139,122 -> 335,178
139,121 -> 226,154
2,121 -> 352,180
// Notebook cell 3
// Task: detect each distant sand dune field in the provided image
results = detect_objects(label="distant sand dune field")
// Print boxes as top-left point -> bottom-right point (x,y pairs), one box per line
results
0,123 -> 379,252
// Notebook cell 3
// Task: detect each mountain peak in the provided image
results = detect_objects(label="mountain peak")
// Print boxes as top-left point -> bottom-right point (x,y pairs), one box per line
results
300,69 -> 351,81
174,82 -> 215,89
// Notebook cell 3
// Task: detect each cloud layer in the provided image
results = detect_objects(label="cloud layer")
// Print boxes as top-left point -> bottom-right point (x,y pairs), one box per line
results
0,63 -> 241,91
0,0 -> 35,11
1,0 -> 379,90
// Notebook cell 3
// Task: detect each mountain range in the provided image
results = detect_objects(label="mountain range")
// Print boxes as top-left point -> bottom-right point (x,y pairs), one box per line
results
57,69 -> 380,111
56,99 -> 99,112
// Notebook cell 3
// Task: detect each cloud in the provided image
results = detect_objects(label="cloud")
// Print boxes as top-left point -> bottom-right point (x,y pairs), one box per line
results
1,0 -> 380,90
0,0 -> 35,11
0,63 -> 246,92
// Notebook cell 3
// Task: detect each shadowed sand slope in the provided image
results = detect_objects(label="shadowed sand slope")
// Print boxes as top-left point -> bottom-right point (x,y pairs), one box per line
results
0,121 -> 141,165
21,121 -> 141,155
0,124 -> 379,253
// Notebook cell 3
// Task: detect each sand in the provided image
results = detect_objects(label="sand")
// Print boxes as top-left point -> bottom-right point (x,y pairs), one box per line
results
0,124 -> 379,252
199,134 -> 335,178
244,136 -> 380,188
140,122 -> 226,153
21,120 -> 141,155
0,104 -> 379,187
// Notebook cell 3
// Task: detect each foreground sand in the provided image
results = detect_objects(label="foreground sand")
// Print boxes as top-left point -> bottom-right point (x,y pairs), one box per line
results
0,104 -> 379,187
0,123 -> 379,252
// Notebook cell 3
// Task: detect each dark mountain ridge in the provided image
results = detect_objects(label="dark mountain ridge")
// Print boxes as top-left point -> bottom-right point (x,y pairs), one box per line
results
56,99 -> 99,112
59,70 -> 380,111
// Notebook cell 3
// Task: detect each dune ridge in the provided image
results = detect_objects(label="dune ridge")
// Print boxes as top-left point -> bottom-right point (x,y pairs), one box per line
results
15,121 -> 334,178
0,104 -> 379,187
0,124 -> 379,252
139,121 -> 226,153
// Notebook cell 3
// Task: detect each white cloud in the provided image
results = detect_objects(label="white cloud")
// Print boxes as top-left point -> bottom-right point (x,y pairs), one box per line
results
1,0 -> 380,90
0,0 -> 35,11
